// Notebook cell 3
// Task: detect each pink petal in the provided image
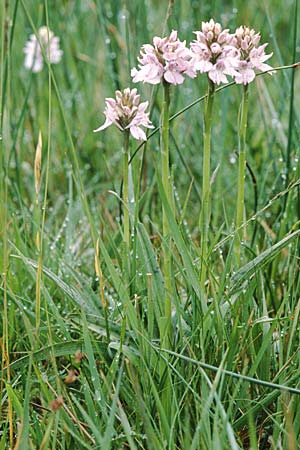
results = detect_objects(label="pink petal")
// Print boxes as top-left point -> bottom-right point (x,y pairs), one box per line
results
256,63 -> 274,73
93,118 -> 113,133
208,69 -> 228,85
130,126 -> 146,141
164,70 -> 185,85
235,68 -> 255,84
194,59 -> 213,73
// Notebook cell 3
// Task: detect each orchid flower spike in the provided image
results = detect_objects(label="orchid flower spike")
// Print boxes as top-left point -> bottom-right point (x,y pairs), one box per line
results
93,88 -> 154,141
131,30 -> 195,85
233,26 -> 274,85
190,19 -> 240,85
23,26 -> 63,73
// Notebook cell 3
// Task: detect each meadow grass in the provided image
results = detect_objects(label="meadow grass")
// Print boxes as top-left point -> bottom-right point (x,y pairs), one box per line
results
0,0 -> 300,449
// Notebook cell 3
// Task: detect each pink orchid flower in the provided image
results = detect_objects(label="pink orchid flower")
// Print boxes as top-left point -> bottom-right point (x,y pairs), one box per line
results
234,26 -> 274,85
191,19 -> 240,85
94,88 -> 154,141
131,30 -> 195,85
24,26 -> 63,73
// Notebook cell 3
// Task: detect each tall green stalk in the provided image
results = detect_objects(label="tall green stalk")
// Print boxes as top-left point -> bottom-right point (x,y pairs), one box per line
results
122,130 -> 130,277
160,80 -> 173,419
161,81 -> 172,346
200,80 -> 215,290
235,85 -> 249,265
0,1 -> 13,446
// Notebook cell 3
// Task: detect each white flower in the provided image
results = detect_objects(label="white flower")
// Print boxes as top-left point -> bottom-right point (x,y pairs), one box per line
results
23,26 -> 63,73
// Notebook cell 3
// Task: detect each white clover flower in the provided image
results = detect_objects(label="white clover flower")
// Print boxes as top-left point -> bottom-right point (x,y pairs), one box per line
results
94,88 -> 154,141
23,26 -> 63,73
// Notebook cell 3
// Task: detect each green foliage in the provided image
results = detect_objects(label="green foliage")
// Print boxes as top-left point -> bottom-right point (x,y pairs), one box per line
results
1,0 -> 300,449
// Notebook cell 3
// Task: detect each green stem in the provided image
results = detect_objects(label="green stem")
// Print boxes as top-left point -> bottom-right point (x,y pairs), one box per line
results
200,80 -> 215,290
122,130 -> 130,286
235,85 -> 249,265
161,81 -> 172,344
123,130 -> 130,249
160,81 -> 173,418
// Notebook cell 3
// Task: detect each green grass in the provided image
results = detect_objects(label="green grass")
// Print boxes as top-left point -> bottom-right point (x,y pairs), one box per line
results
1,0 -> 300,448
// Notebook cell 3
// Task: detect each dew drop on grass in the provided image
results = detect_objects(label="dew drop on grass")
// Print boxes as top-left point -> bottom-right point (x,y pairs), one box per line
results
229,154 -> 237,164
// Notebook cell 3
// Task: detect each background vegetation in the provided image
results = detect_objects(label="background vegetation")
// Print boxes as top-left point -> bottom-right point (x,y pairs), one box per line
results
0,0 -> 299,448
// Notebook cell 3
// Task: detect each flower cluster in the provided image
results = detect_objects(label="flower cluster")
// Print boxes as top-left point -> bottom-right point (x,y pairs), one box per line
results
131,19 -> 273,89
23,26 -> 63,73
93,88 -> 154,141
131,30 -> 195,85
190,19 -> 239,85
94,19 -> 274,140
233,26 -> 273,85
